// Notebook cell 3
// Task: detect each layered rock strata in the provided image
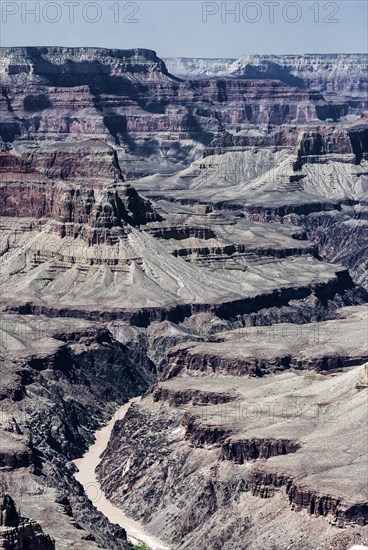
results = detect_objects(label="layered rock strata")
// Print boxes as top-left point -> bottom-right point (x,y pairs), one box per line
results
97,353 -> 368,549
0,314 -> 154,548
0,494 -> 55,550
0,46 -> 367,550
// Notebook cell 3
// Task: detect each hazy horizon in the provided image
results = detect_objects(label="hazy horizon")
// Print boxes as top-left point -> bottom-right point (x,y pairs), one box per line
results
0,1 -> 366,58
0,46 -> 367,58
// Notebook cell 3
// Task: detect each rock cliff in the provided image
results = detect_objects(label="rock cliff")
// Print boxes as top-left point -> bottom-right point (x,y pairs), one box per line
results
0,46 -> 367,550
165,54 -> 367,103
97,356 -> 368,549
0,494 -> 55,550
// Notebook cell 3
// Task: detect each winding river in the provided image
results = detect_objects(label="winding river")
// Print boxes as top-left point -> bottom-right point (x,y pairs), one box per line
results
73,397 -> 170,550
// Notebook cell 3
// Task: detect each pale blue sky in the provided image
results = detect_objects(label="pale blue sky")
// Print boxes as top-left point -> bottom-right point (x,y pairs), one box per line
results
0,0 -> 367,57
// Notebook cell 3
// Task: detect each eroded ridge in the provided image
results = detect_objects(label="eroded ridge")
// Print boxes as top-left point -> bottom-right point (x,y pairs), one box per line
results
97,351 -> 368,549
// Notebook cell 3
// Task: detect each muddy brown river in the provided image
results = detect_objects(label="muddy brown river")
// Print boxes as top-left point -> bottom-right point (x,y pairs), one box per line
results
73,397 -> 170,550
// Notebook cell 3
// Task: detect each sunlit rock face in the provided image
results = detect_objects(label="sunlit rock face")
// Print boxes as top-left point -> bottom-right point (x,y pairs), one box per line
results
1,47 -> 362,181
0,494 -> 55,549
226,54 -> 368,98
0,47 -> 367,550
165,53 -> 368,101
0,47 -> 366,317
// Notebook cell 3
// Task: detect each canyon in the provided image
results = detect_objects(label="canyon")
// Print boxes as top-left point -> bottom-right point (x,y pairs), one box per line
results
164,53 -> 368,101
0,47 -> 367,549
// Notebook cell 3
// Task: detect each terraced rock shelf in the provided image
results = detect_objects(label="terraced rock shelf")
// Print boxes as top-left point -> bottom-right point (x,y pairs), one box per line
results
0,47 -> 367,550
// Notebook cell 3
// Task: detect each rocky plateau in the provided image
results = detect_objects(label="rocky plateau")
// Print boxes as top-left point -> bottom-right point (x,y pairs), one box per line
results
0,47 -> 367,549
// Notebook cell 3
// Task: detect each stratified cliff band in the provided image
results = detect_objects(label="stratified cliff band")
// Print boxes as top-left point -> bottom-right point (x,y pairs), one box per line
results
0,47 -> 367,550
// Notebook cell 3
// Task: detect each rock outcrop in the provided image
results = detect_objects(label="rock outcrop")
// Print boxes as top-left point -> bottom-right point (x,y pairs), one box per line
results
97,359 -> 368,549
0,46 -> 367,550
0,494 -> 55,549
226,54 -> 368,100
165,54 -> 367,104
0,314 -> 152,548
1,47 -> 360,182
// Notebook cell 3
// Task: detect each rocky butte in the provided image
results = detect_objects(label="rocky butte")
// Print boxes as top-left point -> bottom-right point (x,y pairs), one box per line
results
0,47 -> 367,549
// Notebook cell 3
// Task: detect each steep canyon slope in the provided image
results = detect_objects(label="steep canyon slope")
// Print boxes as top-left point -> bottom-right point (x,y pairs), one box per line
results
0,47 -> 367,549
164,53 -> 367,102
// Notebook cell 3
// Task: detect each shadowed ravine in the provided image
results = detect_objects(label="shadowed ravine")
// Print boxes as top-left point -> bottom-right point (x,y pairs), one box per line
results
73,397 -> 170,550
0,47 -> 367,550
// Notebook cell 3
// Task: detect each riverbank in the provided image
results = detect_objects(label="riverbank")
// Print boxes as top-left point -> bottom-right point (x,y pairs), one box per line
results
73,397 -> 170,550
